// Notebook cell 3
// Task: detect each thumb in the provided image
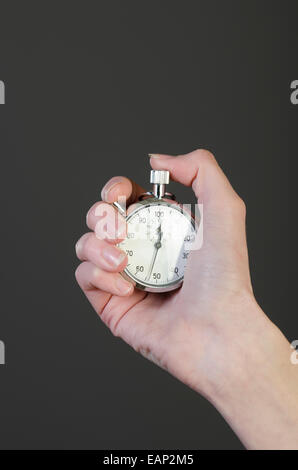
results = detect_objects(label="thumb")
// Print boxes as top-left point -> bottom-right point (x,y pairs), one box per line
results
149,149 -> 248,273
149,149 -> 242,209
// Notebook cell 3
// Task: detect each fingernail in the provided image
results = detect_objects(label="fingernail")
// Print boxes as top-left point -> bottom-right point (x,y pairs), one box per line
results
148,153 -> 160,158
116,277 -> 133,295
101,177 -> 124,202
148,153 -> 171,159
75,238 -> 83,257
102,246 -> 126,268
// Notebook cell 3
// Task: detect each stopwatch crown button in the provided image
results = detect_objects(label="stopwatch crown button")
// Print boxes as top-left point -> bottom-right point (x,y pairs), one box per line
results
150,170 -> 170,185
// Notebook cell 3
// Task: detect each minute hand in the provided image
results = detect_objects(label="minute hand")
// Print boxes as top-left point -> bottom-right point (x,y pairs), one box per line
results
146,224 -> 162,281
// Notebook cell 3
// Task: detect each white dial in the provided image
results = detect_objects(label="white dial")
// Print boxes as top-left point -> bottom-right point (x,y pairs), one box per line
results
118,202 -> 195,291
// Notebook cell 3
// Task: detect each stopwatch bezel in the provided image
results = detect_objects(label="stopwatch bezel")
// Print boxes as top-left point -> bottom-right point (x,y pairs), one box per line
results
116,198 -> 198,293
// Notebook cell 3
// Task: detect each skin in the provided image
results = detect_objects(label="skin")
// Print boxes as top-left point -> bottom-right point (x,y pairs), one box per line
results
75,149 -> 298,449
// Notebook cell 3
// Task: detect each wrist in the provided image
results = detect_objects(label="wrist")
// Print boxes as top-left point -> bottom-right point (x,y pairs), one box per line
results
197,293 -> 265,399
201,298 -> 298,449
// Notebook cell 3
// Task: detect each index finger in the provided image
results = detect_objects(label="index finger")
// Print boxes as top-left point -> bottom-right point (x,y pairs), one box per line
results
86,176 -> 146,238
149,150 -> 240,207
101,176 -> 145,205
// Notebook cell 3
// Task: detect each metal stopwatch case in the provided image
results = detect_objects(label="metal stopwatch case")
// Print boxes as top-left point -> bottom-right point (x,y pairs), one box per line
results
115,170 -> 197,293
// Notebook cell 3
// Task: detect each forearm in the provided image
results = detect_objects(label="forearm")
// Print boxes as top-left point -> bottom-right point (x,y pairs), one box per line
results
207,305 -> 298,449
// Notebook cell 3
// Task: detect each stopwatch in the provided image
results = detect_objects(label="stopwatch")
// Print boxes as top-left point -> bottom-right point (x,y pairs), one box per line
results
114,170 -> 198,293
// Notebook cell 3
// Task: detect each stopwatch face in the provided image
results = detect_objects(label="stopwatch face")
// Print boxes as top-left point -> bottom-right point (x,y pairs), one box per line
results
118,202 -> 196,292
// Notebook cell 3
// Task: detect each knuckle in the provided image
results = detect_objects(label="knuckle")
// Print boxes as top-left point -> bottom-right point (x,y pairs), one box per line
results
106,175 -> 123,186
82,232 -> 94,254
86,201 -> 107,226
75,261 -> 94,291
94,201 -> 110,218
234,195 -> 246,214
194,148 -> 216,164
229,195 -> 246,216
74,263 -> 84,283
86,202 -> 98,225
238,197 -> 246,214
92,265 -> 103,283
214,195 -> 246,220
101,176 -> 127,202
74,265 -> 80,281
75,232 -> 93,259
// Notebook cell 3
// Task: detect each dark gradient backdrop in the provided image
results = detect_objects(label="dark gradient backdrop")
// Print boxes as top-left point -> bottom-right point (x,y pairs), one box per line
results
0,0 -> 297,449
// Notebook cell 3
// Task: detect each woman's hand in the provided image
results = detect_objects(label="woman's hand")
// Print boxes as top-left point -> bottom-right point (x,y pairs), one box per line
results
75,150 -> 298,449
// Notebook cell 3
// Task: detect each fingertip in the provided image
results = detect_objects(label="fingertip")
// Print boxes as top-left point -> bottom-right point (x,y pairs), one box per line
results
149,153 -> 173,165
149,148 -> 227,201
101,176 -> 132,203
149,152 -> 177,161
87,201 -> 127,242
149,154 -> 175,176
125,283 -> 135,296
115,276 -> 135,296
101,246 -> 128,272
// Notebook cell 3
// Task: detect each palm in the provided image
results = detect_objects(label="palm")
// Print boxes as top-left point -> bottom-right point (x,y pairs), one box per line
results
76,150 -> 251,390
101,284 -> 182,361
99,236 -> 231,357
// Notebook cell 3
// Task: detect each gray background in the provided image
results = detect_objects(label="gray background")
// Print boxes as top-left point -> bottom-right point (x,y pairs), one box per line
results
0,0 -> 297,449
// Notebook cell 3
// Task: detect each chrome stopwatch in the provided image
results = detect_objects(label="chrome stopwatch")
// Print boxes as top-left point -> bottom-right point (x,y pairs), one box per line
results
115,170 -> 198,293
